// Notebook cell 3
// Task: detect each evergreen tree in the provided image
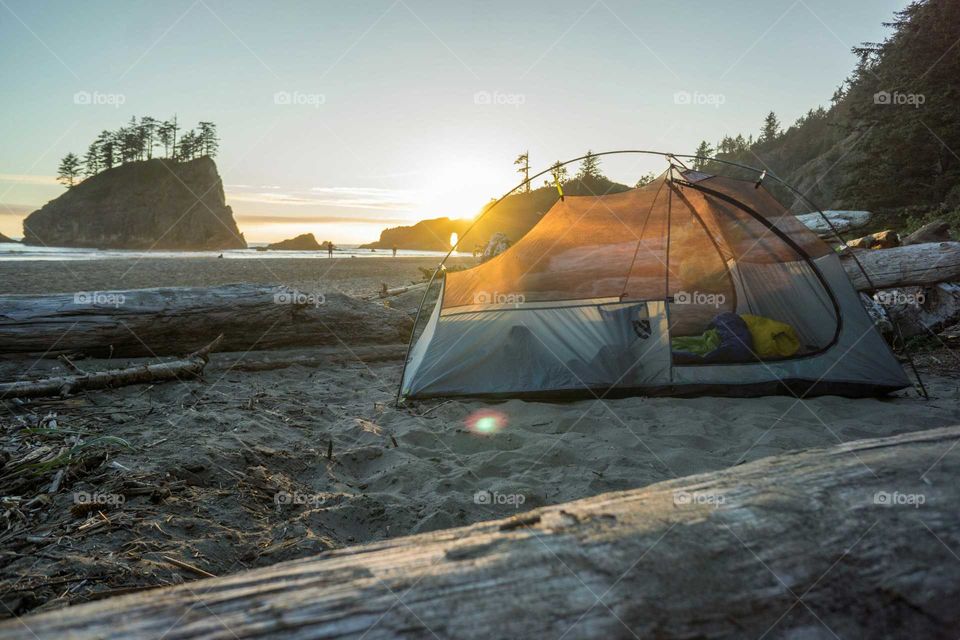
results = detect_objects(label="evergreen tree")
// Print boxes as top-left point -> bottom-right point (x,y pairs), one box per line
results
177,130 -> 198,160
693,141 -> 714,169
83,142 -> 101,177
576,150 -> 601,179
197,121 -> 219,158
139,116 -> 159,159
759,111 -> 781,143
157,115 -> 180,159
96,130 -> 116,170
57,153 -> 82,188
635,172 -> 656,188
514,151 -> 530,192
547,160 -> 568,187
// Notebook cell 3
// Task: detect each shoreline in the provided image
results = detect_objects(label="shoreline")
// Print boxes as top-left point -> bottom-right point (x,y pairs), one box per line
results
0,255 -> 475,296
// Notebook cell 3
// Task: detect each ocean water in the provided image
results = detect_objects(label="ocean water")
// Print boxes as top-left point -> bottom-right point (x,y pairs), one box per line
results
0,241 -> 451,261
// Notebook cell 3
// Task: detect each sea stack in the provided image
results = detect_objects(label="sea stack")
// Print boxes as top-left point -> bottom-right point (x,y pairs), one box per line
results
22,157 -> 246,250
266,233 -> 324,250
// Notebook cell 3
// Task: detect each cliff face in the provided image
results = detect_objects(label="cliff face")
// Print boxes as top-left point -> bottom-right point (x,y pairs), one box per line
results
23,157 -> 246,250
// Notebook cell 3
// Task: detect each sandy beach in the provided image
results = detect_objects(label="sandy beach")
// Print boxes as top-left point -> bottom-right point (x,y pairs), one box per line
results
2,257 -> 959,617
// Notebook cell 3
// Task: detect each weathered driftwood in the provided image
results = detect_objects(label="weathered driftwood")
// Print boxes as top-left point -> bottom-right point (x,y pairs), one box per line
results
884,282 -> 960,338
5,426 -> 959,639
374,282 -> 428,299
904,220 -> 952,245
796,209 -> 871,236
846,229 -> 899,250
0,284 -> 412,358
0,336 -> 222,399
841,241 -> 960,290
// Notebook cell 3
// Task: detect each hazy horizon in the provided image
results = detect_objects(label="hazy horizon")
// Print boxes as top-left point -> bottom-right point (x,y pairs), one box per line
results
1,0 -> 910,244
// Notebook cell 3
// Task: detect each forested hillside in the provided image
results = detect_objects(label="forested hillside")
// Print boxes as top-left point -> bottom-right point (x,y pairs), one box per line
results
698,0 -> 959,234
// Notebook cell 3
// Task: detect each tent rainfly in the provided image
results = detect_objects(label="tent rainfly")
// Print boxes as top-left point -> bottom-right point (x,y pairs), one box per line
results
399,160 -> 909,400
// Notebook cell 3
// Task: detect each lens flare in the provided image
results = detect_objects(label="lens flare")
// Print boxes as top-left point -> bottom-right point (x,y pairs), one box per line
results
449,232 -> 459,248
466,409 -> 507,435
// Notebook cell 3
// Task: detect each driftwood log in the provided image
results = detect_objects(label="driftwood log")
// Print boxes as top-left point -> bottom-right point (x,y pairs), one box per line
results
4,426 -> 959,639
796,209 -> 872,236
0,336 -> 222,399
841,241 -> 960,290
885,282 -> 960,338
0,284 -> 412,358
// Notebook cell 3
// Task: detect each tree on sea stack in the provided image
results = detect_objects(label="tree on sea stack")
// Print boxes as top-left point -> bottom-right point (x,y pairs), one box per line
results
139,116 -> 159,159
197,121 -> 219,158
83,143 -> 101,178
95,130 -> 116,170
56,153 -> 82,188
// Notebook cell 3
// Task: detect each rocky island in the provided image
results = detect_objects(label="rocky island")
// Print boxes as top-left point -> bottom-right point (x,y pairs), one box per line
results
266,232 -> 325,251
23,157 -> 246,250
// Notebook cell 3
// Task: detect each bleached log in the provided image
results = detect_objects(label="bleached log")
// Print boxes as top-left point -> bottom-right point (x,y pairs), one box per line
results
883,282 -> 960,338
840,241 -> 960,290
4,426 -> 960,639
796,209 -> 872,236
0,336 -> 222,399
0,284 -> 412,358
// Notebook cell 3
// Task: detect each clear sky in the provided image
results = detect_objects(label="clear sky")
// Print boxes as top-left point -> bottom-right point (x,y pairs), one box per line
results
0,0 -> 910,243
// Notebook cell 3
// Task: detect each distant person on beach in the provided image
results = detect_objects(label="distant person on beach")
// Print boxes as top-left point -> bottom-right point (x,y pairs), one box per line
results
392,245 -> 397,258
327,242 -> 335,258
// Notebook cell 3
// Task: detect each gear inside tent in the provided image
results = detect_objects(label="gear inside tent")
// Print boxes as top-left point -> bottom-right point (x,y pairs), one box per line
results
399,155 -> 909,401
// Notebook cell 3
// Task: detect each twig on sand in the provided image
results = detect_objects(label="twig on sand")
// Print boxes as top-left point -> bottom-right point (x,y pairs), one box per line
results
0,335 -> 224,400
160,555 -> 216,579
419,400 -> 455,417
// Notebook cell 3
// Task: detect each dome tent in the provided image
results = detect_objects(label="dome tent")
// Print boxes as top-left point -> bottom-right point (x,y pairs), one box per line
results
398,152 -> 909,401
